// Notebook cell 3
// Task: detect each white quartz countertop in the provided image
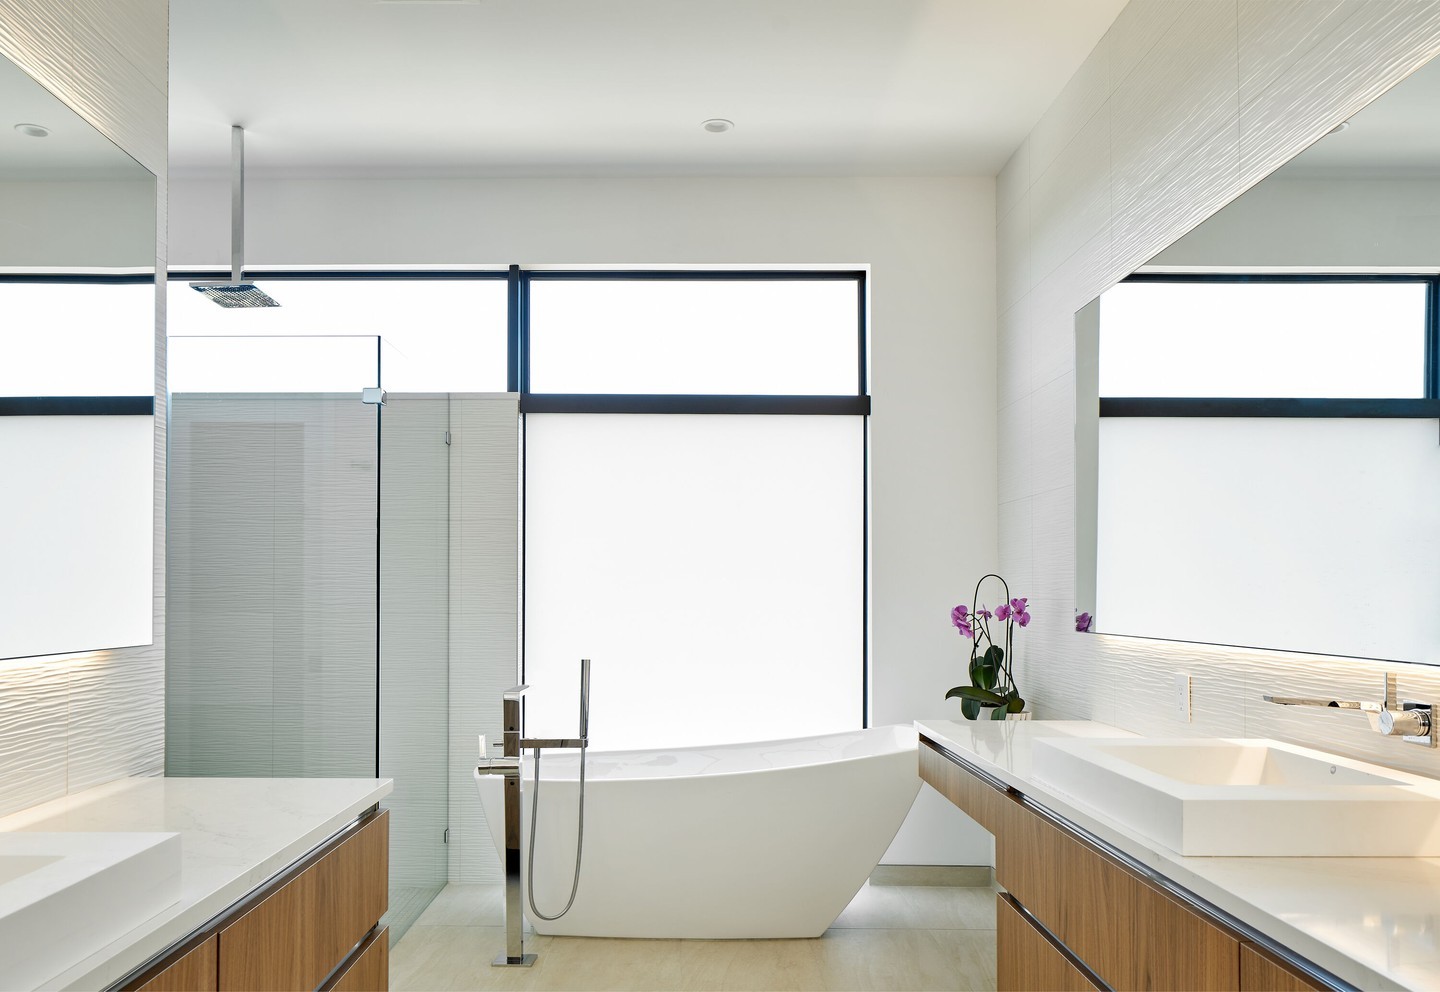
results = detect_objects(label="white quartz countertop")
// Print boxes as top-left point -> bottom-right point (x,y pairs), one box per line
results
917,719 -> 1440,992
0,776 -> 393,991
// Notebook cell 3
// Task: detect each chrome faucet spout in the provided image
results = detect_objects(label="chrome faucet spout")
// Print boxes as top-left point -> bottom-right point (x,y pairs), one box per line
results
1261,674 -> 1434,748
1261,696 -> 1368,709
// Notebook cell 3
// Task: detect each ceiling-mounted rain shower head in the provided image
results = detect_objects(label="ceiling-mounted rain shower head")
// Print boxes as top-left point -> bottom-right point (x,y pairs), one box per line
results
190,125 -> 279,308
189,282 -> 280,307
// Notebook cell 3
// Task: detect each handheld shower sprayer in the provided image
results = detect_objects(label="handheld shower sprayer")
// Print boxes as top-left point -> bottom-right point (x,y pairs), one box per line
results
525,658 -> 590,922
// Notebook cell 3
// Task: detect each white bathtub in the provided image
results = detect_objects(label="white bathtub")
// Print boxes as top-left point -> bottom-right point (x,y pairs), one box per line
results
473,724 -> 920,939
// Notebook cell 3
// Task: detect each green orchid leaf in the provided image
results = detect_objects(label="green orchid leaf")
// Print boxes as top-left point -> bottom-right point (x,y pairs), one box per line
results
946,686 -> 1006,705
969,656 -> 997,691
984,644 -> 1005,667
960,696 -> 981,720
990,705 -> 1009,720
1006,695 -> 1027,714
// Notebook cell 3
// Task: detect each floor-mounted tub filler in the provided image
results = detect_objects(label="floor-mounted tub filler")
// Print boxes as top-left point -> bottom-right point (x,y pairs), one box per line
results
474,721 -> 921,942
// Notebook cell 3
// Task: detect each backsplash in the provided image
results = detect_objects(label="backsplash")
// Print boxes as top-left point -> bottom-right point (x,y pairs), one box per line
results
0,0 -> 168,818
995,0 -> 1440,778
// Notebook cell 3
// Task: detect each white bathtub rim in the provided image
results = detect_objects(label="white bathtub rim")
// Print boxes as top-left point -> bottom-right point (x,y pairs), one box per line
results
505,724 -> 918,783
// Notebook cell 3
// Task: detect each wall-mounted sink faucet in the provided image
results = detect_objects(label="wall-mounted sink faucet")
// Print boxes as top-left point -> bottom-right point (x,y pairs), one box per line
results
1263,673 -> 1435,747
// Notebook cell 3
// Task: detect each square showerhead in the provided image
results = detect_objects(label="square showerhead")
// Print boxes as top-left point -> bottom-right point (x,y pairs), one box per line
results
189,282 -> 280,308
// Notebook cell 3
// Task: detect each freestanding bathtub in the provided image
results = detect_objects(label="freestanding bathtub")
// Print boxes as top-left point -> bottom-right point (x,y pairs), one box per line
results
473,724 -> 920,939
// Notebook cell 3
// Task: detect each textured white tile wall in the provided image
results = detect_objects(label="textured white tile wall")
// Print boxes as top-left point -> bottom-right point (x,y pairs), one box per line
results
1000,0 -> 1440,778
0,0 -> 166,818
447,396 -> 520,884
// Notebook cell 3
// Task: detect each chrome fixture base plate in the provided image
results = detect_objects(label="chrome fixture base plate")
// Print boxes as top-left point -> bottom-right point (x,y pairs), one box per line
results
492,954 -> 537,968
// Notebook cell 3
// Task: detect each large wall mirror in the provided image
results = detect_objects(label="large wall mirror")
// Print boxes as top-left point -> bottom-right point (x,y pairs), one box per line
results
0,55 -> 156,660
1076,53 -> 1440,667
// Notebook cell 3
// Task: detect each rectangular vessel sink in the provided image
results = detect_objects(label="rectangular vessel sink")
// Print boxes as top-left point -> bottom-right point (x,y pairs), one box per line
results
1032,738 -> 1440,857
0,832 -> 181,989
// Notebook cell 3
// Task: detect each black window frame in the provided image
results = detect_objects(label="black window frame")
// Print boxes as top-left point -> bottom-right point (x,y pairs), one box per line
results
165,265 -> 873,726
1099,272 -> 1440,419
0,273 -> 157,417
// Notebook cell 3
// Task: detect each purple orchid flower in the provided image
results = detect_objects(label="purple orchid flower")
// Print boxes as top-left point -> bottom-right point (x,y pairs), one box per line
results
1075,611 -> 1094,633
996,597 -> 1030,627
950,604 -> 974,639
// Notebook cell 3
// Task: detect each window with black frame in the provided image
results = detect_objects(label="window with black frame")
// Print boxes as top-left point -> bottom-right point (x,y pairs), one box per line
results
1091,274 -> 1440,662
519,272 -> 869,750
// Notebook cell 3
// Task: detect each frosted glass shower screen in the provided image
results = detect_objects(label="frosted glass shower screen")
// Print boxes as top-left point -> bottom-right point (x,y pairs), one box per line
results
524,414 -> 864,751
166,337 -> 380,778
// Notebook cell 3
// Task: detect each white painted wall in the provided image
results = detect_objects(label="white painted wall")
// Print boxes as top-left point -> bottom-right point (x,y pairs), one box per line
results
0,1 -> 167,819
996,0 -> 1440,779
168,174 -> 999,865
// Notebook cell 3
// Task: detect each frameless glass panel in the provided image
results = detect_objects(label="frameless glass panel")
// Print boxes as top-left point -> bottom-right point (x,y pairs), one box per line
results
168,335 -> 378,393
167,336 -> 379,779
0,282 -> 153,395
525,414 -> 864,750
168,278 -> 508,392
1099,281 -> 1426,398
1096,417 -> 1440,662
529,278 -> 860,394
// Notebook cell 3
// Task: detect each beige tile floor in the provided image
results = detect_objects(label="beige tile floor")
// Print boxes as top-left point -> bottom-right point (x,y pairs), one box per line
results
391,882 -> 998,992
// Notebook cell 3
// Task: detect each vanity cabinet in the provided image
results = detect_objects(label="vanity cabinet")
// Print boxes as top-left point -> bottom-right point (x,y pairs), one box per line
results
131,937 -> 217,992
919,738 -> 1332,992
119,809 -> 388,992
997,893 -> 1101,991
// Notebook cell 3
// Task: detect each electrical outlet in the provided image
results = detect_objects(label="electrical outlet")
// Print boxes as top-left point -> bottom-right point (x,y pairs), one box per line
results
1174,673 -> 1192,723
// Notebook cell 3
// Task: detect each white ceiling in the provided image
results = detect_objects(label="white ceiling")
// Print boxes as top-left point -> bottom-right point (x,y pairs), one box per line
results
169,0 -> 1129,179
0,57 -> 149,179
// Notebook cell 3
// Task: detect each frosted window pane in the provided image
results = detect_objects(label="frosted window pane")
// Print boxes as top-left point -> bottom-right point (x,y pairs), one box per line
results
168,278 -> 507,392
0,415 -> 153,658
168,336 -> 378,393
524,414 -> 864,749
1099,281 -> 1425,397
1096,417 -> 1440,662
529,279 -> 860,394
0,282 -> 153,395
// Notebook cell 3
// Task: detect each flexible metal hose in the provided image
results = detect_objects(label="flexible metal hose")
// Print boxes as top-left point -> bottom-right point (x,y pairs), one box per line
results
525,739 -> 587,921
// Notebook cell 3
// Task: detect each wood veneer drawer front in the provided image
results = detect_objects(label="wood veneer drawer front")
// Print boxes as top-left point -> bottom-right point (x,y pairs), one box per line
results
997,894 -> 1102,992
918,737 -> 1008,833
998,800 -> 1239,991
128,935 -> 218,992
1240,944 -> 1329,992
312,812 -> 389,975
322,927 -> 388,992
219,811 -> 389,992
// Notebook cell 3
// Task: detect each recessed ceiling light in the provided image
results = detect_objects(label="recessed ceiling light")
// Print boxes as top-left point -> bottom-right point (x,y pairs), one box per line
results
702,119 -> 734,134
13,123 -> 49,138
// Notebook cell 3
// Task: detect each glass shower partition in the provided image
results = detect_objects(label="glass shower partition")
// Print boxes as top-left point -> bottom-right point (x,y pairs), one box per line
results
166,334 -> 381,781
166,334 -> 448,940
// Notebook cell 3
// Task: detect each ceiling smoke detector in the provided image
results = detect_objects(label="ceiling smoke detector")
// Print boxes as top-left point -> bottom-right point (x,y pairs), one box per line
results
13,123 -> 49,138
702,119 -> 734,134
